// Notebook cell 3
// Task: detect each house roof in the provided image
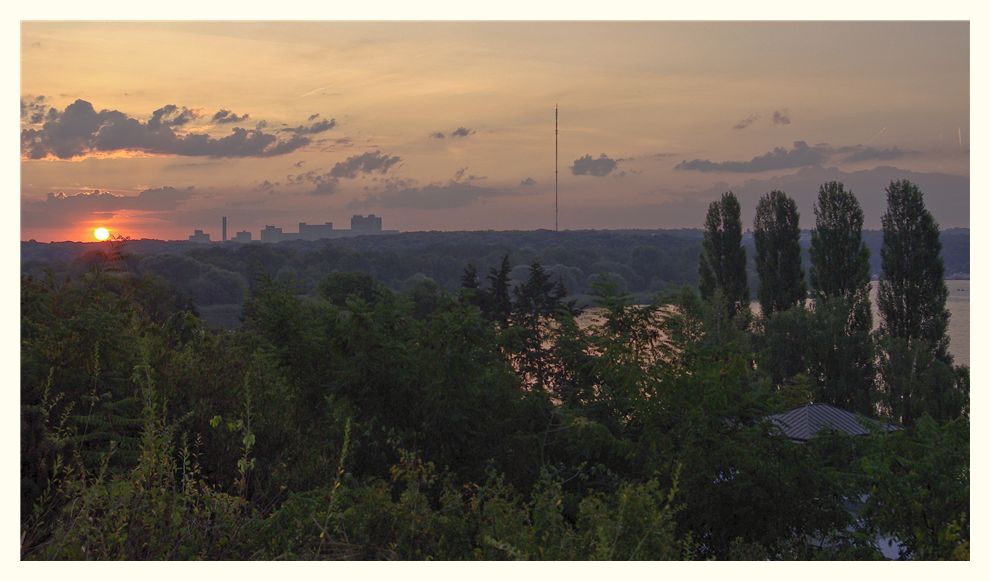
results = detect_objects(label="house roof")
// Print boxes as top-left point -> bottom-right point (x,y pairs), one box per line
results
769,403 -> 898,442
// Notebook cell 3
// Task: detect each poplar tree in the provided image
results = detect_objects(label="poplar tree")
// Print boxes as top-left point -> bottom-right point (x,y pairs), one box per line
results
698,192 -> 749,319
878,180 -> 949,358
877,179 -> 964,423
806,181 -> 875,413
809,181 -> 872,302
753,190 -> 805,318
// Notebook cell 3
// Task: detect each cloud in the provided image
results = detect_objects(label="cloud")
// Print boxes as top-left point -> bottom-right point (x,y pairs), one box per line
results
329,150 -> 401,179
312,178 -> 339,195
571,153 -> 618,177
675,141 -> 826,173
282,117 -> 337,136
452,167 -> 485,183
21,95 -> 57,125
520,177 -> 537,186
733,110 -> 791,130
676,141 -> 921,173
351,182 -> 505,210
562,165 -> 968,230
430,126 -> 475,139
772,110 -> 791,125
212,109 -> 250,124
839,145 -> 914,163
732,113 -> 761,130
148,105 -> 200,130
21,99 -> 311,159
692,164 -> 968,229
307,113 -> 320,121
21,186 -> 195,227
285,168 -> 337,193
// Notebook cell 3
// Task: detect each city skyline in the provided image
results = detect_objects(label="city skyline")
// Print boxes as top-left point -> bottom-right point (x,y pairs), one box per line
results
21,21 -> 969,242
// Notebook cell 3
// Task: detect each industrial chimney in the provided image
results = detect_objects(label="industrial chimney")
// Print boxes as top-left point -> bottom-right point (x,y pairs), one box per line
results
222,216 -> 227,242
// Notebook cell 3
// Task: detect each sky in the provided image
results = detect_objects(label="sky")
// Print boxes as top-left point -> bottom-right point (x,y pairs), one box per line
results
20,21 -> 969,242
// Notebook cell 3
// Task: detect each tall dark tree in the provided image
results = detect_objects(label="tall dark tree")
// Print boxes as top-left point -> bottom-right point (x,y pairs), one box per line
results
509,260 -> 568,391
459,263 -> 486,311
753,190 -> 805,318
487,254 -> 513,326
806,182 -> 875,413
877,180 -> 964,424
878,180 -> 950,358
809,182 -> 871,302
461,263 -> 480,290
698,192 -> 749,319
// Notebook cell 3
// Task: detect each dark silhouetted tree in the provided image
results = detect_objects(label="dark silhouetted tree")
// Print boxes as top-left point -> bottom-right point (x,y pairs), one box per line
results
753,190 -> 804,318
809,182 -> 871,302
487,254 -> 513,326
461,263 -> 480,290
807,182 -> 875,413
698,192 -> 749,319
877,180 -> 965,424
509,260 -> 569,392
459,262 -> 486,311
878,180 -> 949,357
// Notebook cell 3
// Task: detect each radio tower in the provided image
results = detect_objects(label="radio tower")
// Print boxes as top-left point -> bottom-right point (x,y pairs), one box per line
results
555,104 -> 559,232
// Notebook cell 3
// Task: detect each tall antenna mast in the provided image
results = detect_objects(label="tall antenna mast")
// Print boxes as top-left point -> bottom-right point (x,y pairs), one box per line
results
555,104 -> 559,232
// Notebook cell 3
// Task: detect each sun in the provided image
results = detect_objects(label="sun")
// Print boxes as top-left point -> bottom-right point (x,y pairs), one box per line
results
93,227 -> 110,241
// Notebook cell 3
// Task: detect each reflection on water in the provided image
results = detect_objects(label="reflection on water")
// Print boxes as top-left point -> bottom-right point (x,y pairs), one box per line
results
866,280 -> 969,368
577,280 -> 970,368
944,280 -> 970,367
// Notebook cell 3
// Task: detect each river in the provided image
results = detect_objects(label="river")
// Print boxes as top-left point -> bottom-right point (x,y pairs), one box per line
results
576,280 -> 969,367
869,280 -> 969,368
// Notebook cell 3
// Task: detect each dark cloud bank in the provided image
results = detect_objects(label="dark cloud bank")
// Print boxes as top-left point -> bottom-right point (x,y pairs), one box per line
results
675,141 -> 916,173
21,99 -> 332,159
22,187 -> 194,227
212,109 -> 250,124
352,182 -> 505,210
329,151 -> 401,179
586,165 -> 967,230
351,167 -> 512,210
286,150 -> 402,195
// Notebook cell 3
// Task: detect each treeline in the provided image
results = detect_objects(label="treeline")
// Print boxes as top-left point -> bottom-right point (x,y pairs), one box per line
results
20,180 -> 967,560
21,228 -> 969,320
697,180 -> 967,425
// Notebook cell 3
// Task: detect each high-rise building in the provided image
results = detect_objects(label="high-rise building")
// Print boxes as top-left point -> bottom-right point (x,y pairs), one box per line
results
188,229 -> 211,243
351,214 -> 382,232
233,230 -> 252,243
298,222 -> 333,240
260,225 -> 283,243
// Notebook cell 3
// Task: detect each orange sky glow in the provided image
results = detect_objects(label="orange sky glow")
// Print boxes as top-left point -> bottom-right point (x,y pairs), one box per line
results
21,21 -> 969,242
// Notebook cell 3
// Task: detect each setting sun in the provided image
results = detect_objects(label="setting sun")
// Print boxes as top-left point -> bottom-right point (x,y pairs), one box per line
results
93,227 -> 110,241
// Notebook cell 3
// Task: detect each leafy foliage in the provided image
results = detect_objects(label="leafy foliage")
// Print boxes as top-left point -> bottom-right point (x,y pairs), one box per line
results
754,190 -> 805,317
807,182 -> 875,413
21,182 -> 968,560
699,192 -> 749,319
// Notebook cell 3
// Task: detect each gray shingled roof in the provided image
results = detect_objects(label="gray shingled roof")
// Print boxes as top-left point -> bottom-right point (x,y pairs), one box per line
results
769,404 -> 898,442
